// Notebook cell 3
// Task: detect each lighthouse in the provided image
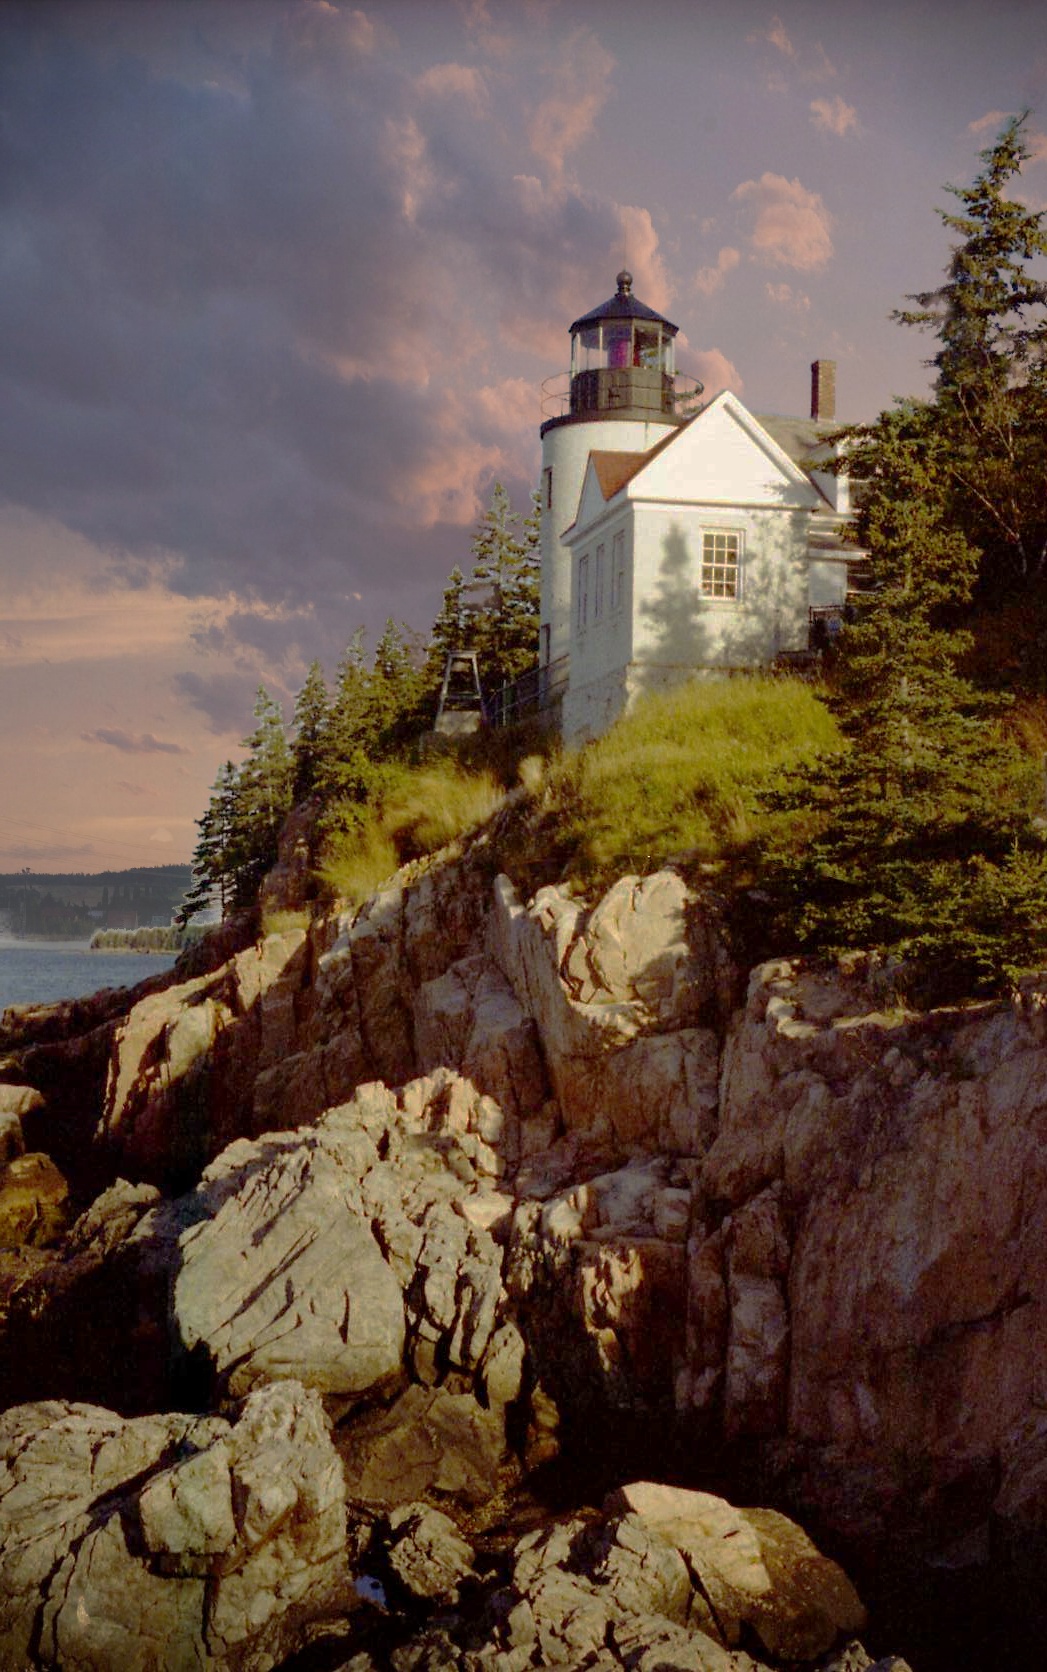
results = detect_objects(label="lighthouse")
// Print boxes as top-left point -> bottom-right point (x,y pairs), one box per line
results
538,271 -> 700,686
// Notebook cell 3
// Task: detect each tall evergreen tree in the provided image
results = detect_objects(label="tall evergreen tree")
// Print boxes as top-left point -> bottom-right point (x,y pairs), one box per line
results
232,688 -> 294,904
370,618 -> 425,749
894,113 -> 1047,595
312,630 -> 379,833
179,760 -> 240,925
463,483 -> 541,695
291,660 -> 330,802
424,565 -> 466,702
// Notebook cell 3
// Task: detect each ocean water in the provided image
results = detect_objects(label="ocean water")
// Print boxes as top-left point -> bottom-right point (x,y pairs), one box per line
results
0,938 -> 177,1017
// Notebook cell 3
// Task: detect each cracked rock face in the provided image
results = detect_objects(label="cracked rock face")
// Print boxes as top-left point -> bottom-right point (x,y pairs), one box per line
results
383,1481 -> 865,1671
0,1380 -> 348,1671
684,958 -> 1047,1557
168,1077 -> 512,1408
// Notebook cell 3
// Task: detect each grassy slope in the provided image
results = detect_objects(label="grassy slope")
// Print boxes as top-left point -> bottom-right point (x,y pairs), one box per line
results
318,675 -> 844,908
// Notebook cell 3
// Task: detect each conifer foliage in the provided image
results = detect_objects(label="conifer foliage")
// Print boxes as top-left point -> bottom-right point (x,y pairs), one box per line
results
763,119 -> 1047,997
895,113 -> 1047,597
427,484 -> 540,702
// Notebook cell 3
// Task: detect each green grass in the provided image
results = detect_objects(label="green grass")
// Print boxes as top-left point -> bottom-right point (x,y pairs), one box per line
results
318,760 -> 505,906
316,676 -> 843,910
506,675 -> 844,895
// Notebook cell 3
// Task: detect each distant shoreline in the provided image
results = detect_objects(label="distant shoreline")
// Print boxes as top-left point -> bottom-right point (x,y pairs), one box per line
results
0,934 -> 180,954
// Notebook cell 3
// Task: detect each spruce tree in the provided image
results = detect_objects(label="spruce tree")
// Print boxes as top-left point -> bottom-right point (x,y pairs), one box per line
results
370,618 -> 425,750
291,659 -> 330,802
313,630 -> 380,834
763,402 -> 1047,999
424,565 -> 466,705
895,113 -> 1047,596
232,688 -> 294,905
467,483 -> 541,693
179,760 -> 240,925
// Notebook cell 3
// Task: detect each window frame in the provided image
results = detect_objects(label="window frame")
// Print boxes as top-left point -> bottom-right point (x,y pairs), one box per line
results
577,552 -> 590,632
594,543 -> 605,620
699,528 -> 743,602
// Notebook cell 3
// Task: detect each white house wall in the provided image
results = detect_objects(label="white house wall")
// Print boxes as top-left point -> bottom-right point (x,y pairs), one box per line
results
568,511 -> 634,696
630,504 -> 809,669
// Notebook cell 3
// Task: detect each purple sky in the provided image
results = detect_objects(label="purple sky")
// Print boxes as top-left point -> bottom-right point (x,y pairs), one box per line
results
1,0 -> 1045,870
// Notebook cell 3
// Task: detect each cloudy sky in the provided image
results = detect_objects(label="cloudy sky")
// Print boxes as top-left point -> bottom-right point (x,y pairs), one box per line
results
1,0 -> 1045,871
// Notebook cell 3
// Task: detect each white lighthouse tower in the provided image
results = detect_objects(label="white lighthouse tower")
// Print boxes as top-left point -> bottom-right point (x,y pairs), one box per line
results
538,271 -> 700,695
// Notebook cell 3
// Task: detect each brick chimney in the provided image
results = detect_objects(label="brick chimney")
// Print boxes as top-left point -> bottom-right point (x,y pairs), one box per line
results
810,358 -> 836,422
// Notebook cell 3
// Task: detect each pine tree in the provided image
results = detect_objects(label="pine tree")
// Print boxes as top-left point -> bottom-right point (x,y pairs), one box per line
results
232,688 -> 294,905
894,113 -> 1047,595
291,660 -> 329,802
179,760 -> 240,925
467,483 -> 541,693
370,618 -> 425,750
763,402 -> 1047,998
424,565 -> 466,705
312,630 -> 378,835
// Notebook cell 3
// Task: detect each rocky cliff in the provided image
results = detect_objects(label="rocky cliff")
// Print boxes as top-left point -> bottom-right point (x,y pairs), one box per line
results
2,834 -> 1041,1667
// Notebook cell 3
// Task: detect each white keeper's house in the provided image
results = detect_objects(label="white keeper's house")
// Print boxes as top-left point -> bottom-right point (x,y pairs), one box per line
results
538,271 -> 861,744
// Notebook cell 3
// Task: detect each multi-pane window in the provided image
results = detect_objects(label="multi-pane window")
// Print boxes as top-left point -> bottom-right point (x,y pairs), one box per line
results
577,554 -> 589,630
700,530 -> 741,599
594,544 -> 605,619
611,530 -> 625,610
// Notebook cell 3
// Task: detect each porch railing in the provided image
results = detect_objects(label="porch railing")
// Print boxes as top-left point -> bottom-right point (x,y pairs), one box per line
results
488,655 -> 569,728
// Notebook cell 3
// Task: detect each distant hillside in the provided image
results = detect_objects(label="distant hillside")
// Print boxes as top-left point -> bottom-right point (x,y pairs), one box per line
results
0,865 -> 193,941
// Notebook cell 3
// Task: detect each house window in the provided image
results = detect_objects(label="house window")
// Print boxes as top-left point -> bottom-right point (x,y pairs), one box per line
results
594,544 -> 605,619
701,530 -> 741,599
611,530 -> 625,610
577,553 -> 589,630
543,467 -> 553,510
540,623 -> 550,666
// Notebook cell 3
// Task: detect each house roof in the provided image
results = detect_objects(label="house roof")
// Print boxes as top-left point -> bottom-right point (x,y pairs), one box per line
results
589,451 -> 651,500
755,414 -> 840,468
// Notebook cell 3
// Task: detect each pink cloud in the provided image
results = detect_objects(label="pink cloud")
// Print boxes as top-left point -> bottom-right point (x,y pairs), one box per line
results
400,388 -> 508,528
475,377 -> 541,436
685,347 -> 743,400
969,109 -> 1011,134
810,95 -> 857,137
384,115 -> 433,224
765,281 -> 811,311
695,246 -> 741,297
748,15 -> 796,59
732,173 -> 834,271
280,3 -> 388,75
415,63 -> 489,111
528,27 -> 615,183
616,205 -> 673,313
